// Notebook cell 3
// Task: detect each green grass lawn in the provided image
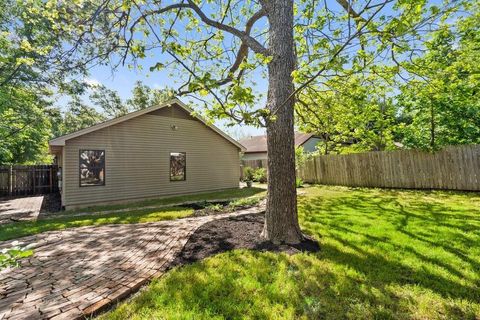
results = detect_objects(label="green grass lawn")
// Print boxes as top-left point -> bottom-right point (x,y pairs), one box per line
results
0,207 -> 193,242
103,185 -> 480,320
65,187 -> 266,214
0,187 -> 265,242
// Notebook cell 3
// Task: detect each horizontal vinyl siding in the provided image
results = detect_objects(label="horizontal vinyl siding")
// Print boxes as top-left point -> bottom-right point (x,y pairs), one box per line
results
63,114 -> 240,207
242,152 -> 268,161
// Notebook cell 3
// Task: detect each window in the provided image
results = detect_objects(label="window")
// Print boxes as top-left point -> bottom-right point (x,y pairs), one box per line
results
79,150 -> 105,186
170,152 -> 186,181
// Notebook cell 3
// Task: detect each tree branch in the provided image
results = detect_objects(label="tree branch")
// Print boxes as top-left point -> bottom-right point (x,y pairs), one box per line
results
272,0 -> 390,115
185,0 -> 268,55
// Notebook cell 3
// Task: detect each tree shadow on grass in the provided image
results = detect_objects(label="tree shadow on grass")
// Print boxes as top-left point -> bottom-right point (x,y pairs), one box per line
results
103,189 -> 480,320
297,193 -> 480,301
110,247 -> 479,320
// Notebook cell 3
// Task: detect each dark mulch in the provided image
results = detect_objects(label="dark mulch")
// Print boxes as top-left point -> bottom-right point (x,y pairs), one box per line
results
40,193 -> 62,213
170,213 -> 320,268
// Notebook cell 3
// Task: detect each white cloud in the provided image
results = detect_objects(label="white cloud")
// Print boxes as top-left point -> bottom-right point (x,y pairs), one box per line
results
83,77 -> 102,88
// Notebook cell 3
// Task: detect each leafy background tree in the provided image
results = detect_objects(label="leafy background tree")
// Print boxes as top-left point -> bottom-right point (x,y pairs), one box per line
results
0,87 -> 54,164
295,0 -> 480,153
296,76 -> 397,154
60,81 -> 174,135
0,0 -> 84,164
396,3 -> 480,150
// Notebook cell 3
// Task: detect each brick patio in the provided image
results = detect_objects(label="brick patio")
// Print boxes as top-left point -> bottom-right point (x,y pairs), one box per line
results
0,206 -> 263,320
0,197 -> 44,225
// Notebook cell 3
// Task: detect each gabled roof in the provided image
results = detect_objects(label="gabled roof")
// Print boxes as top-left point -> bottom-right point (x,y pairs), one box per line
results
238,132 -> 319,153
49,98 -> 246,151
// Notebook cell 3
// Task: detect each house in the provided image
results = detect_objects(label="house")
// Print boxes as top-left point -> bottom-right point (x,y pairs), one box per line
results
239,132 -> 322,161
49,98 -> 245,210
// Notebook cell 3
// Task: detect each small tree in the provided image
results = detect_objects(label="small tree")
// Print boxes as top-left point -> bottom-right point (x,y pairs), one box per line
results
243,166 -> 255,182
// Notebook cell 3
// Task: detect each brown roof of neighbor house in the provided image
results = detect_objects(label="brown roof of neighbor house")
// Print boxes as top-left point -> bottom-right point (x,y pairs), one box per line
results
49,98 -> 246,151
239,132 -> 318,153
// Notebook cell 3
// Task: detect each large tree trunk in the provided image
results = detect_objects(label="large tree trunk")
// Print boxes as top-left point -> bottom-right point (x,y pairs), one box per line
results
261,0 -> 303,244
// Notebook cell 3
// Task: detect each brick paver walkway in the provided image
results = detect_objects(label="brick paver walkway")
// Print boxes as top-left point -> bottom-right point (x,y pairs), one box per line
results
0,206 -> 263,320
0,197 -> 44,225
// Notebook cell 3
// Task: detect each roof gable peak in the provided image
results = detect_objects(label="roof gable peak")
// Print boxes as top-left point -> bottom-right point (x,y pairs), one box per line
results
49,98 -> 245,151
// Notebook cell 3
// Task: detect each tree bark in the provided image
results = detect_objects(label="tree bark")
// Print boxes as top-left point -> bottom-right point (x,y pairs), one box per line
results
261,0 -> 303,244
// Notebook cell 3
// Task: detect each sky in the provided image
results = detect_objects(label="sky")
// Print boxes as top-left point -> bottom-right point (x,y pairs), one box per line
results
78,63 -> 266,140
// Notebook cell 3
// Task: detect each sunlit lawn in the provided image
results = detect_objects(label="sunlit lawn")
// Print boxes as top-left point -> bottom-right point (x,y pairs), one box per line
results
66,187 -> 266,214
0,187 -> 265,242
0,207 -> 194,242
103,185 -> 480,320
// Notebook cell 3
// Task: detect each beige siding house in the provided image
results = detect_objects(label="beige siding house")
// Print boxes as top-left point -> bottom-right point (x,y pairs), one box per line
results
49,99 -> 245,210
239,132 -> 322,161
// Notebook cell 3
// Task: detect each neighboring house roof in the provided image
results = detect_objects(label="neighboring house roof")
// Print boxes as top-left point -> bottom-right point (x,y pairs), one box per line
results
239,132 -> 319,153
49,98 -> 246,151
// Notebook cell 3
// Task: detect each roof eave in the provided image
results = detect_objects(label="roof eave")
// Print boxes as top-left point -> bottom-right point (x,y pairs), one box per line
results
48,98 -> 246,152
49,140 -> 65,147
243,150 -> 267,154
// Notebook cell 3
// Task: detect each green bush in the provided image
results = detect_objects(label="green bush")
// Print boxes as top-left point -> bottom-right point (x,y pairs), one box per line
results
296,177 -> 304,188
253,168 -> 267,183
204,203 -> 223,212
243,166 -> 255,181
229,197 -> 260,209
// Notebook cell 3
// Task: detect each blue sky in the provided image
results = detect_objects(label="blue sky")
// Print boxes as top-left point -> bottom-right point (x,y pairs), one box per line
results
80,58 -> 266,140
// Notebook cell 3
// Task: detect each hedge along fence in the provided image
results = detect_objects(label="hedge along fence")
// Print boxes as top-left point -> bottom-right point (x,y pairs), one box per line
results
296,144 -> 480,191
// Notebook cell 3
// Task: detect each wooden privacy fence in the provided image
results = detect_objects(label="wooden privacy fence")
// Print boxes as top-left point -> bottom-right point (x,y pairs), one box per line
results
297,144 -> 480,191
0,165 -> 59,197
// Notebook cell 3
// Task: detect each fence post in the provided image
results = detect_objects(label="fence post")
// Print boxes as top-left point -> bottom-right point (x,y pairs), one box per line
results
50,166 -> 53,193
8,165 -> 13,196
32,166 -> 36,194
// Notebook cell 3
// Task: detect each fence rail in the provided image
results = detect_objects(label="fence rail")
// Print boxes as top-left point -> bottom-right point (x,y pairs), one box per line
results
0,165 -> 59,197
297,144 -> 480,191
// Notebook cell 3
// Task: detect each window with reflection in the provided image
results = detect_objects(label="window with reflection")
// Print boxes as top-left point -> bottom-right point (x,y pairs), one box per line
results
170,152 -> 186,181
79,150 -> 105,186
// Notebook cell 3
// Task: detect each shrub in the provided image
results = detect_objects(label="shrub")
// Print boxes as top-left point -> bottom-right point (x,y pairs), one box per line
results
243,166 -> 255,181
229,197 -> 260,210
296,177 -> 304,188
253,168 -> 267,183
205,203 -> 223,212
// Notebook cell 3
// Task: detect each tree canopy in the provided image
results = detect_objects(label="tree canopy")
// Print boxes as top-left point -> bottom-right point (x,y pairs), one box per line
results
295,0 -> 480,153
397,2 -> 480,150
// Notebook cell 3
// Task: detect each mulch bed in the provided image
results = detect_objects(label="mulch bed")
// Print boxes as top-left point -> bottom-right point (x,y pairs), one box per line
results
170,212 -> 319,268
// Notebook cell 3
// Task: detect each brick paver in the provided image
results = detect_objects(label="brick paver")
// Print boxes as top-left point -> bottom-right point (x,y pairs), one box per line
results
0,197 -> 44,225
0,205 -> 263,320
